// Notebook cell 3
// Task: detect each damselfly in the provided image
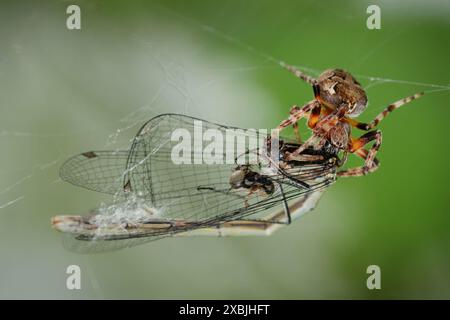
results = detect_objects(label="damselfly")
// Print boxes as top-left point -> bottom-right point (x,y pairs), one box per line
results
52,114 -> 339,252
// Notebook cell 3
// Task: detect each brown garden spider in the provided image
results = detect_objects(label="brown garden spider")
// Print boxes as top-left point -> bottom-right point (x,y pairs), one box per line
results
275,64 -> 424,177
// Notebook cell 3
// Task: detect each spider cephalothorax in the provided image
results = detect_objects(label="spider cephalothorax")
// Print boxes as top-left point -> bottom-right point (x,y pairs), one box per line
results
277,64 -> 424,177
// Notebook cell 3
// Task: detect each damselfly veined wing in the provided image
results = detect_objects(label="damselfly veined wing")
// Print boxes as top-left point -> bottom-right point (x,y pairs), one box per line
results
54,114 -> 338,252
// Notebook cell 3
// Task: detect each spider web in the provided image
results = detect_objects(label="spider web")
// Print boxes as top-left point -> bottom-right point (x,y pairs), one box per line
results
0,1 -> 448,299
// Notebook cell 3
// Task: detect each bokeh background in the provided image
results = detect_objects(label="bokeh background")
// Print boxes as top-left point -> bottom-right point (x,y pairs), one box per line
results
0,0 -> 449,299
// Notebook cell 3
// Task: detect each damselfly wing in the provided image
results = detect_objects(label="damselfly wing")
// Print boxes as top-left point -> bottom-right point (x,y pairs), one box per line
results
54,114 -> 338,252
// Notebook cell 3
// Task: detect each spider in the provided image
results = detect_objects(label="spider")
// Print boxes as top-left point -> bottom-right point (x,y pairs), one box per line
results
276,63 -> 424,177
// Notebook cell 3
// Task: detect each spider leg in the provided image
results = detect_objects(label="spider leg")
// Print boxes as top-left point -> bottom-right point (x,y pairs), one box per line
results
347,92 -> 424,131
280,62 -> 317,85
291,102 -> 324,144
354,148 -> 380,167
286,134 -> 328,161
276,100 -> 319,132
292,122 -> 302,143
283,107 -> 340,159
289,105 -> 303,143
338,130 -> 382,177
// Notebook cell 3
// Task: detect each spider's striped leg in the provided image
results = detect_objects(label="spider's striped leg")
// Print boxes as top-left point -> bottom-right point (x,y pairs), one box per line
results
293,101 -> 323,143
340,148 -> 379,168
292,122 -> 302,143
288,104 -> 302,143
285,133 -> 328,161
276,100 -> 319,132
280,62 -> 317,85
348,92 -> 424,131
288,108 -> 341,158
338,130 -> 382,177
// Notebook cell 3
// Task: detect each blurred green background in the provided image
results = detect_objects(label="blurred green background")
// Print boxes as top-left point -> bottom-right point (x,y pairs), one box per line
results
0,0 -> 449,299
